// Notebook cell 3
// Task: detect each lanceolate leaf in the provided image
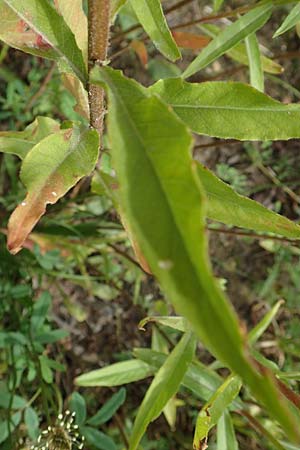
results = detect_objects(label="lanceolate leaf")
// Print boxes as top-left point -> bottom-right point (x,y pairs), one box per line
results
54,0 -> 88,64
217,410 -> 239,450
7,126 -> 99,254
129,332 -> 196,450
2,0 -> 87,82
200,23 -> 283,75
273,3 -> 300,37
0,116 -> 60,159
245,32 -> 264,92
183,3 -> 272,79
93,66 -> 300,442
76,359 -> 155,387
150,78 -> 300,140
196,163 -> 300,238
129,0 -> 181,61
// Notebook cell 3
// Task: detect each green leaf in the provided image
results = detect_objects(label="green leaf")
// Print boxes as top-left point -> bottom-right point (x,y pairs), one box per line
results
7,126 -> 99,254
213,0 -> 224,12
39,355 -> 53,383
93,66 -> 300,442
111,0 -> 127,20
150,78 -> 300,141
0,392 -> 27,409
129,332 -> 196,450
245,33 -> 264,92
2,0 -> 87,82
87,388 -> 126,426
69,392 -> 87,426
134,348 -> 228,403
54,0 -> 87,63
248,300 -> 284,345
25,407 -> 40,441
200,23 -> 283,75
92,66 -> 243,365
183,3 -> 272,78
0,412 -> 21,444
129,0 -> 180,61
196,163 -> 300,238
82,427 -> 117,450
193,375 -> 242,448
139,316 -> 189,332
217,410 -> 239,450
31,292 -> 51,331
274,3 -> 300,37
35,329 -> 69,344
0,116 -> 60,159
75,359 -> 155,387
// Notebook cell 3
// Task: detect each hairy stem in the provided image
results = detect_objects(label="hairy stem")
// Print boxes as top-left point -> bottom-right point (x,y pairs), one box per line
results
88,0 -> 111,136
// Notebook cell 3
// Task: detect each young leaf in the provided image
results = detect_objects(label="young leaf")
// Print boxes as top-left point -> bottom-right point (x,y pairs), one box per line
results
129,0 -> 181,61
196,163 -> 300,238
217,410 -> 239,450
93,66 -> 300,442
69,392 -> 87,427
150,78 -> 300,140
248,300 -> 284,345
75,359 -> 155,387
273,3 -> 300,37
183,3 -> 272,79
0,116 -> 60,159
245,33 -> 264,92
2,0 -> 87,82
193,375 -> 242,449
87,388 -> 126,426
129,332 -> 196,450
200,23 -> 283,75
7,126 -> 99,254
54,0 -> 88,63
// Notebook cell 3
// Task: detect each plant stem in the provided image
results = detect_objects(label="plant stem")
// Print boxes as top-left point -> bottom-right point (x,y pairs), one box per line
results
207,225 -> 300,244
88,0 -> 111,136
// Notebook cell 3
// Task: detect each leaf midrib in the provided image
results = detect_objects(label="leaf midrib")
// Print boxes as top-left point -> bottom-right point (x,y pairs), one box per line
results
103,72 -> 242,356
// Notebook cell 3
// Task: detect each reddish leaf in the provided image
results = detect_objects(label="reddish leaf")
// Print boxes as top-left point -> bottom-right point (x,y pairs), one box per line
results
130,40 -> 149,67
172,31 -> 211,50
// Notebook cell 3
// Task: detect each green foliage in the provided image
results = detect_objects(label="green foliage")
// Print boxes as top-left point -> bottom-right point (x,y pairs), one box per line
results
150,78 -> 300,140
182,3 -> 273,78
129,0 -> 180,61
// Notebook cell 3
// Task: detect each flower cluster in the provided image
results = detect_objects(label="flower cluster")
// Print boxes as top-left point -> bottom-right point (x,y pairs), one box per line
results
31,410 -> 84,450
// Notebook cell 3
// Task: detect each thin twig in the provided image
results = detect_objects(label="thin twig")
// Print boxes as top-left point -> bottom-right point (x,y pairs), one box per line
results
194,139 -> 239,150
25,62 -> 56,112
237,410 -> 286,450
207,225 -> 300,244
113,3 -> 254,44
88,0 -> 111,136
108,243 -> 148,273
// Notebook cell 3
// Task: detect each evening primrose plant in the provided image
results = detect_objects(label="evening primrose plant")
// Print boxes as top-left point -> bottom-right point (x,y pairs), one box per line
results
1,0 -> 300,449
